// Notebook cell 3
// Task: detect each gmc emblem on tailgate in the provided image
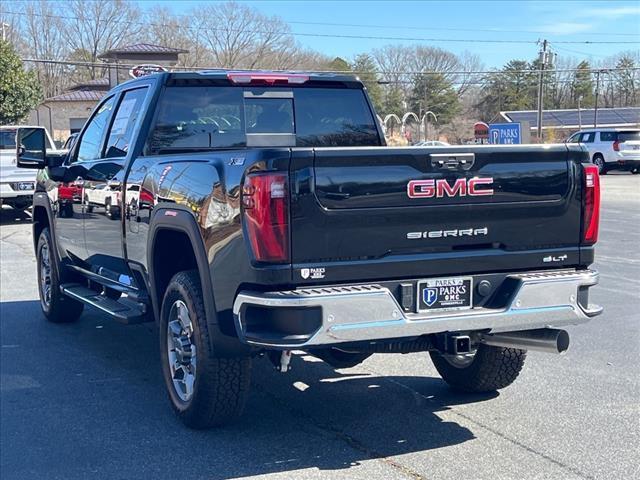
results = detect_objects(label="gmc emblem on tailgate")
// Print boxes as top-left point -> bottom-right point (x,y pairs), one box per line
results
407,177 -> 494,199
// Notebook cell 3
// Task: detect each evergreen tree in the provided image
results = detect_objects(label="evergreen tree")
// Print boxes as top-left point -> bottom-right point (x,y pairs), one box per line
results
570,60 -> 595,108
0,40 -> 42,125
476,60 -> 537,120
614,55 -> 638,107
409,72 -> 459,124
351,53 -> 383,113
381,86 -> 405,115
326,57 -> 351,72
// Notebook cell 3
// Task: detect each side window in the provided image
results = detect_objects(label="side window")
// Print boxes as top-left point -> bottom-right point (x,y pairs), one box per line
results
76,96 -> 116,162
566,133 -> 579,143
599,132 -> 616,142
104,88 -> 148,158
580,132 -> 595,143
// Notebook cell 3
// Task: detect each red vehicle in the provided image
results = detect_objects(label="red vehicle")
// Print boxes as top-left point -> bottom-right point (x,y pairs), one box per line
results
57,181 -> 83,217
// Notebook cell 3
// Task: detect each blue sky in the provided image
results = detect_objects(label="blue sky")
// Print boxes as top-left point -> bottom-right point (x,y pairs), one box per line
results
144,0 -> 640,68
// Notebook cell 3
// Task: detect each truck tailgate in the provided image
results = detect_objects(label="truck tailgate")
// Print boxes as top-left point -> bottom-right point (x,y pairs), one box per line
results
290,145 -> 582,283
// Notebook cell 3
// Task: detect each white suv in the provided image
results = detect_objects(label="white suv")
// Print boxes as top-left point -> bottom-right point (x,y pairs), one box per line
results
566,128 -> 640,174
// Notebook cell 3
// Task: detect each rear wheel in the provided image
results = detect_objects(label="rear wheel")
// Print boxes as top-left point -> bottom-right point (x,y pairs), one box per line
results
631,168 -> 639,175
593,154 -> 606,174
36,228 -> 84,323
159,270 -> 251,428
430,345 -> 526,393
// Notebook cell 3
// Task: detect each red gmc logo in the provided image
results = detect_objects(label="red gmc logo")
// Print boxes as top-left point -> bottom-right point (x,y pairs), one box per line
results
407,177 -> 494,198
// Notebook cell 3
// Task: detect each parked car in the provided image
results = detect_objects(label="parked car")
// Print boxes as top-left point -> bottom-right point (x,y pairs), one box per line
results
566,128 -> 640,174
17,70 -> 601,429
1,126 -> 58,211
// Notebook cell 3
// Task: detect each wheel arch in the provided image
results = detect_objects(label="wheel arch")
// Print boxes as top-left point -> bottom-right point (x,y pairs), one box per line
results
31,193 -> 56,255
147,206 -> 249,357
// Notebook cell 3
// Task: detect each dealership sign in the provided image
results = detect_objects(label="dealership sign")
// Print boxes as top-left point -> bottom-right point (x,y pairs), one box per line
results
488,122 -> 522,144
474,121 -> 489,140
129,64 -> 167,79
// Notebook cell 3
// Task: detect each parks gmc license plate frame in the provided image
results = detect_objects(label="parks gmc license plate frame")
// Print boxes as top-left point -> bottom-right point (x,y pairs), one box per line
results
416,276 -> 473,313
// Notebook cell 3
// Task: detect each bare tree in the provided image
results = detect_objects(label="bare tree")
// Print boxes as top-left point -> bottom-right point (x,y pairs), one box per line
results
0,2 -> 25,48
62,0 -> 142,79
373,44 -> 414,84
193,1 -> 296,69
144,6 -> 212,68
21,0 -> 69,97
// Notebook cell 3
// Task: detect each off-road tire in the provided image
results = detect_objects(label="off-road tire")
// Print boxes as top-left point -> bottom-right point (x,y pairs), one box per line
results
430,345 -> 526,393
159,270 -> 251,429
36,228 -> 84,323
593,154 -> 606,175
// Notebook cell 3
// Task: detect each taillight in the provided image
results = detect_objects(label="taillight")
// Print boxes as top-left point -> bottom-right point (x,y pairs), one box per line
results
613,140 -> 620,151
227,72 -> 309,85
242,172 -> 290,263
583,165 -> 600,245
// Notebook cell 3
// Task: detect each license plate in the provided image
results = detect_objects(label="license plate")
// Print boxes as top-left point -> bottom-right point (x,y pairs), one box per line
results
417,276 -> 473,312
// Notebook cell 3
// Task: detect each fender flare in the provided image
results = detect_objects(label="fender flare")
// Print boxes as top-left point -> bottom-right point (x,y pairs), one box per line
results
147,205 -> 249,357
32,192 -> 61,261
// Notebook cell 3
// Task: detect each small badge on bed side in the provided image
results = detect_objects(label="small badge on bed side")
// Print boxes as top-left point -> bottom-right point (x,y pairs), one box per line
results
300,267 -> 325,280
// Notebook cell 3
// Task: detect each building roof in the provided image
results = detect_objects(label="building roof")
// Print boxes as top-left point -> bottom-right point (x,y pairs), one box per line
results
67,78 -> 110,91
500,107 -> 640,130
98,43 -> 188,58
45,90 -> 107,102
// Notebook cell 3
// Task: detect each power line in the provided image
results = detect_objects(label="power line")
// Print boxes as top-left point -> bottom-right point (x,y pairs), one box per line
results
284,19 -> 640,38
3,9 -> 640,45
20,57 -> 640,77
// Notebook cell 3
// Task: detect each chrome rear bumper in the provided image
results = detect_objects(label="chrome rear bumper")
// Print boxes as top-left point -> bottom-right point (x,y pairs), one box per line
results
233,269 -> 602,348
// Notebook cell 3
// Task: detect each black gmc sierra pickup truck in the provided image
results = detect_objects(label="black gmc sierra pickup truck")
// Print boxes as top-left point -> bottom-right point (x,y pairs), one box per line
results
17,70 -> 602,429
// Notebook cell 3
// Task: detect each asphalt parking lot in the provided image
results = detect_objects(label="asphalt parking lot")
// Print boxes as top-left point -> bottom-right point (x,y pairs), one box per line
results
1,173 -> 639,480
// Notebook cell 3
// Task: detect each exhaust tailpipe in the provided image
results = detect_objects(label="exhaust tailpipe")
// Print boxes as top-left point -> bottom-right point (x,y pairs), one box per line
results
478,328 -> 570,354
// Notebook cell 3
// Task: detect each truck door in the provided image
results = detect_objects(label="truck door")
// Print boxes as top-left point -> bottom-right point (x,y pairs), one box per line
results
52,95 -> 116,262
81,86 -> 149,286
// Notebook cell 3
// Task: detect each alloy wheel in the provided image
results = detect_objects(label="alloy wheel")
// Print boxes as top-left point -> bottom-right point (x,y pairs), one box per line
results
39,243 -> 52,309
166,300 -> 197,402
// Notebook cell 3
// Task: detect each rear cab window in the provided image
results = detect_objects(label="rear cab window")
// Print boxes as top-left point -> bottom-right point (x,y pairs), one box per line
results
145,82 -> 381,154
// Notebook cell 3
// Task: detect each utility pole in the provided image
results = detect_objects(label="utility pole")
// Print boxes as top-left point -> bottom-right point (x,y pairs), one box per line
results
594,70 -> 601,128
578,95 -> 582,130
536,39 -> 548,142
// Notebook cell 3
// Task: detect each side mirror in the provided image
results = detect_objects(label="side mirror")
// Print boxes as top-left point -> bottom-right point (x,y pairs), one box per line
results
16,128 -> 46,169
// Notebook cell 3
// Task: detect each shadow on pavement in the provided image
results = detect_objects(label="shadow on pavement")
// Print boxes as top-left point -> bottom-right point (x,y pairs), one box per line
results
0,206 -> 32,226
1,300 -> 494,479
